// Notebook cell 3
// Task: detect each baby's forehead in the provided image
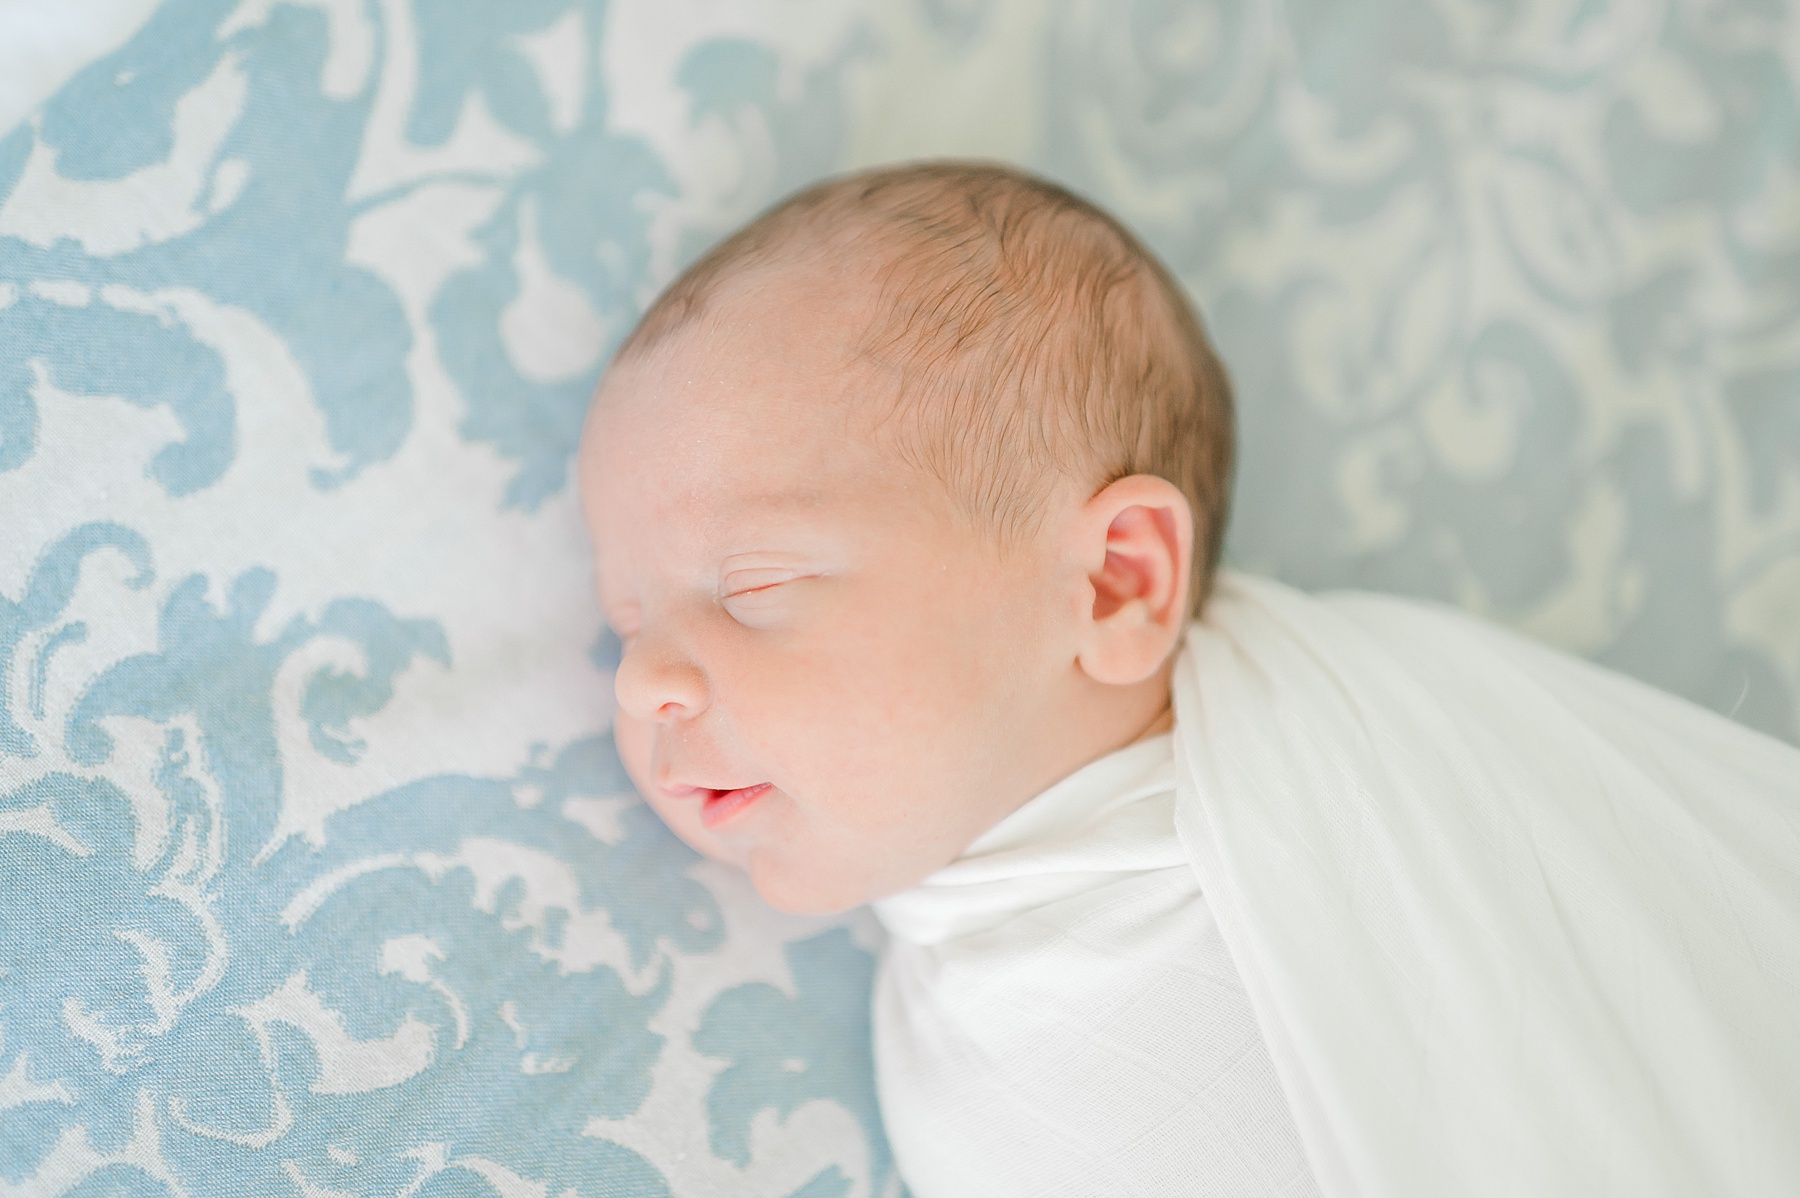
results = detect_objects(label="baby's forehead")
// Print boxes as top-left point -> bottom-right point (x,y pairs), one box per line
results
592,256 -> 936,450
584,314 -> 923,513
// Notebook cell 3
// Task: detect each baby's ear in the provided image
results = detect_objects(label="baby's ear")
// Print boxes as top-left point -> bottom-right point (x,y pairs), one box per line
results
1073,475 -> 1193,686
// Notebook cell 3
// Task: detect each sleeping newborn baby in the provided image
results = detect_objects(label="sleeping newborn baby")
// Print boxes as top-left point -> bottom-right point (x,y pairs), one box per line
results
578,162 -> 1800,1198
577,160 -> 1306,1193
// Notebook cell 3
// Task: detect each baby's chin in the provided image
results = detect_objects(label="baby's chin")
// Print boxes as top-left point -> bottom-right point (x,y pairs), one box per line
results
653,812 -> 842,913
652,801 -> 747,869
629,770 -> 895,912
745,852 -> 872,916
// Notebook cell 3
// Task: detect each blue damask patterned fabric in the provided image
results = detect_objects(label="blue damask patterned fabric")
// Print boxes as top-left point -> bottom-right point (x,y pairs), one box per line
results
1,1 -> 1795,1195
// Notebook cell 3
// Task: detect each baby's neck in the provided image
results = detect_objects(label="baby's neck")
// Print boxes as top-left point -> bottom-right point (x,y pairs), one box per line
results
977,662 -> 1177,871
1130,697 -> 1175,742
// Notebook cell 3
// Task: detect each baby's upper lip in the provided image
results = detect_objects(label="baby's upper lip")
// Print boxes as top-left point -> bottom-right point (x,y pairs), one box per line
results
663,779 -> 766,799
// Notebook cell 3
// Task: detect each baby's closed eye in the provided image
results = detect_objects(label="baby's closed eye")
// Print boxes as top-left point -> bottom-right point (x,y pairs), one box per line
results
722,568 -> 798,598
721,571 -> 827,627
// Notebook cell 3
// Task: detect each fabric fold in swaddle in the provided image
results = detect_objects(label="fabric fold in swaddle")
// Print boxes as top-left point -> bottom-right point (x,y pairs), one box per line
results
873,726 -> 1323,1197
1172,572 -> 1800,1198
875,570 -> 1800,1198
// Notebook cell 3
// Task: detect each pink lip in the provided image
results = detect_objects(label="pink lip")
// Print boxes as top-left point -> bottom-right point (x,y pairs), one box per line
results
698,783 -> 772,830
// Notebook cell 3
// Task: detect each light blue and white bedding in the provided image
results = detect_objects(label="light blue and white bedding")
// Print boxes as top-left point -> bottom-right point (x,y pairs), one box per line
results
2,1 -> 1795,1195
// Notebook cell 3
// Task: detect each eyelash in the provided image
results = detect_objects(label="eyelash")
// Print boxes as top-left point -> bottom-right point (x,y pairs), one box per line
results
725,574 -> 818,627
606,578 -> 798,643
721,583 -> 787,624
721,567 -> 803,602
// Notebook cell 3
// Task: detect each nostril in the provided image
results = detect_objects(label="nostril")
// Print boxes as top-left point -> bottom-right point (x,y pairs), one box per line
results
616,638 -> 707,723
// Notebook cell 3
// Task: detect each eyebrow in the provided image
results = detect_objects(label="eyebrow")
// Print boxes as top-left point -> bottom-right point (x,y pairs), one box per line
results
592,488 -> 838,596
737,488 -> 831,512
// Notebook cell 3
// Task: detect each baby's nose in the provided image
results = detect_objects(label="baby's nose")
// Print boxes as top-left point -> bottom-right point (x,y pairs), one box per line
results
612,628 -> 708,723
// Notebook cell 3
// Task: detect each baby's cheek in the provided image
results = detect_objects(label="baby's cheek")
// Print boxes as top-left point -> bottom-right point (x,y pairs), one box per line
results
610,711 -> 655,797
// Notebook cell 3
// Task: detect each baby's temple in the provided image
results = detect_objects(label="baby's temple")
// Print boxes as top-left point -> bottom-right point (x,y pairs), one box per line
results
3,6 -> 1798,1196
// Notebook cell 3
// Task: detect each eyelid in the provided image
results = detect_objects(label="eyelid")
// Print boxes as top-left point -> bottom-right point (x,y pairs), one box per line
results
721,568 -> 801,597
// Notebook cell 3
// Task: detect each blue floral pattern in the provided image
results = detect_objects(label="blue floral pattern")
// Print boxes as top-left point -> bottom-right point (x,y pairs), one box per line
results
2,0 -> 1795,1194
1037,0 -> 1800,741
2,1 -> 894,1193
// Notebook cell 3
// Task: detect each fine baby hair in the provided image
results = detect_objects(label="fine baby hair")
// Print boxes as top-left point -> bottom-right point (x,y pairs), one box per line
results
616,160 -> 1235,616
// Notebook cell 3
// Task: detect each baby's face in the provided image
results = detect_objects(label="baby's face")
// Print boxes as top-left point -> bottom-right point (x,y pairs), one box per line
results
578,268 -> 1096,914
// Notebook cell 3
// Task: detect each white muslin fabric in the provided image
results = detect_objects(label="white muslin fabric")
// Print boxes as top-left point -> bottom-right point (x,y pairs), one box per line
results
1170,572 -> 1800,1198
872,729 -> 1324,1197
875,570 -> 1800,1198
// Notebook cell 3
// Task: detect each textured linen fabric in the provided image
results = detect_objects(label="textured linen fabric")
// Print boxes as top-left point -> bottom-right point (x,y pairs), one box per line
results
4,0 -> 1798,1193
1172,572 -> 1800,1198
873,732 -> 1322,1198
0,5 -> 906,1195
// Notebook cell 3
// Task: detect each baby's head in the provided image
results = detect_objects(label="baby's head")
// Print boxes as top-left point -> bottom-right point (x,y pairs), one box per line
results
578,161 -> 1233,914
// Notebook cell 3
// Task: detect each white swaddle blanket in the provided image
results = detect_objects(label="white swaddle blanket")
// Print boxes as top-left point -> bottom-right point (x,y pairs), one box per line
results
874,571 -> 1800,1198
873,728 -> 1323,1196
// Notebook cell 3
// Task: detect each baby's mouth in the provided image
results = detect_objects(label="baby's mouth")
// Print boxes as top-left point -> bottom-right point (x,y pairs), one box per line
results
699,782 -> 772,830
